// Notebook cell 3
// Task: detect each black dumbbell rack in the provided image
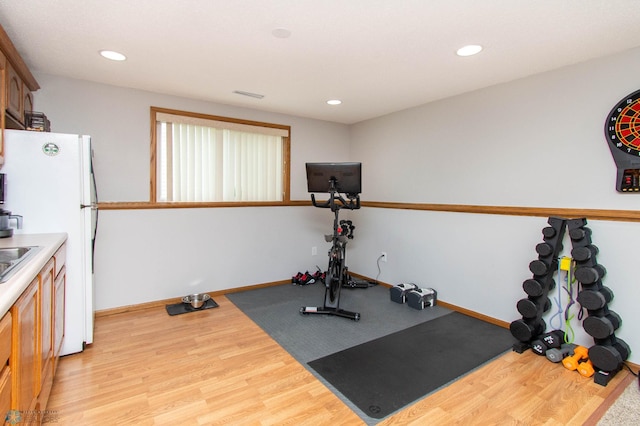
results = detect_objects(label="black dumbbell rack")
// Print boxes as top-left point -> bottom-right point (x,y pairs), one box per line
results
510,217 -> 630,386
510,217 -> 567,353
568,218 -> 630,386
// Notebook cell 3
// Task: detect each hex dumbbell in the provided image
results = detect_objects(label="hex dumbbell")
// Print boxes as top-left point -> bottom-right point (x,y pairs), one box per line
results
578,359 -> 595,378
583,311 -> 622,339
522,277 -> 555,297
562,345 -> 589,371
546,343 -> 576,363
510,319 -> 545,343
530,330 -> 564,356
516,297 -> 551,319
577,287 -> 614,311
574,264 -> 607,284
589,339 -> 631,372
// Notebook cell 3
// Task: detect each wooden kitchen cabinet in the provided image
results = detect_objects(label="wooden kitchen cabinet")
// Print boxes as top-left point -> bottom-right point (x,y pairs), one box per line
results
0,23 -> 40,166
0,364 -> 10,426
8,246 -> 64,422
37,259 -> 55,412
0,312 -> 11,422
23,87 -> 33,120
52,244 -> 66,371
4,61 -> 22,123
10,278 -> 39,414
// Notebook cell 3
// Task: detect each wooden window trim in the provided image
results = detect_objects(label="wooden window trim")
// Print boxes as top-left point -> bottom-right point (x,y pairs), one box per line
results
149,106 -> 291,206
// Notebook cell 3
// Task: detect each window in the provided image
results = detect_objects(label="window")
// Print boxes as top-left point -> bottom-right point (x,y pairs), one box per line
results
151,107 -> 290,204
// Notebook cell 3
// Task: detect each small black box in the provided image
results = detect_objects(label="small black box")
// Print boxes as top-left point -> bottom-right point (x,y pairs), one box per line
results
390,283 -> 418,304
407,288 -> 437,310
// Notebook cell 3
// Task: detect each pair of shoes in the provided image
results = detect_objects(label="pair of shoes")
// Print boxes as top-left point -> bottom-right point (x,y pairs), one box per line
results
292,272 -> 303,284
312,269 -> 325,283
292,271 -> 316,285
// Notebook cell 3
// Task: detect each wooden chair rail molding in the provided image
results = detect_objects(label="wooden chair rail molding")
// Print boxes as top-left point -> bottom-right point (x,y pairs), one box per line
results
98,200 -> 640,222
361,201 -> 640,222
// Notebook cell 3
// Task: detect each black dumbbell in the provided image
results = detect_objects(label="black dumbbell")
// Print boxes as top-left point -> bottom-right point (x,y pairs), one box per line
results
510,318 -> 545,343
583,311 -> 622,339
588,339 -> 631,372
574,264 -> 607,284
530,330 -> 564,355
516,297 -> 551,319
568,224 -> 591,242
577,287 -> 614,310
571,245 -> 599,262
529,259 -> 550,276
542,226 -> 557,238
535,242 -> 554,257
522,278 -> 555,297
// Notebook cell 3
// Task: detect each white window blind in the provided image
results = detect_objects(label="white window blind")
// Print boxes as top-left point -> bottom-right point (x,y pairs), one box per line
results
156,112 -> 286,202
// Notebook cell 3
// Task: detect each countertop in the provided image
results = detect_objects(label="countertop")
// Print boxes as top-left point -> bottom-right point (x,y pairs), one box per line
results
0,233 -> 67,318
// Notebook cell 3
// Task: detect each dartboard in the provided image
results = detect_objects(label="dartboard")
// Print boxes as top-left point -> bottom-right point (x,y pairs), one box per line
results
605,89 -> 640,156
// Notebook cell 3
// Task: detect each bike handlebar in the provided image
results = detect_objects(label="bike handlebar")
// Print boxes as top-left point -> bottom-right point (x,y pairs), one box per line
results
311,193 -> 360,211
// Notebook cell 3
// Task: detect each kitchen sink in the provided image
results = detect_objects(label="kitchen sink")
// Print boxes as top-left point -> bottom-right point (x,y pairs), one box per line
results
0,246 -> 41,283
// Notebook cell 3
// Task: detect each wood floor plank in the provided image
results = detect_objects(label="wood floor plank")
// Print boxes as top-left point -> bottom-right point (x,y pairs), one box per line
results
46,296 -> 629,425
46,296 -> 362,425
378,350 -> 629,426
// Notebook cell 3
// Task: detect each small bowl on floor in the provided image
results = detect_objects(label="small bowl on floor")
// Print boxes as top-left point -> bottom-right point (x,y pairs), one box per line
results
182,293 -> 211,309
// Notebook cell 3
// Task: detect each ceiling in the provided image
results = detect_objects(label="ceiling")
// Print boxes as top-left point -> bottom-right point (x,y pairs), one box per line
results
1,1 -> 640,124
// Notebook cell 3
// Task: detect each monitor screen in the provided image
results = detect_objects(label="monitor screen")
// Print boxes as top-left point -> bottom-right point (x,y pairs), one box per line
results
306,162 -> 362,195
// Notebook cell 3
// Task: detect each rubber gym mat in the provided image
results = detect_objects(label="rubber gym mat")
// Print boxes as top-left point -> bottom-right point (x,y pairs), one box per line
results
307,311 -> 514,419
165,298 -> 219,316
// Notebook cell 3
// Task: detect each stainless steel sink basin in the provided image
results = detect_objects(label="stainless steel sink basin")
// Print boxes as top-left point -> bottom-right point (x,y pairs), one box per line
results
0,246 -> 41,283
0,247 -> 34,262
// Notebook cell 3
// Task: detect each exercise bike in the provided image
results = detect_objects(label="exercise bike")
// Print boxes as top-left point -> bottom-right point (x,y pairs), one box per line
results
300,162 -> 361,321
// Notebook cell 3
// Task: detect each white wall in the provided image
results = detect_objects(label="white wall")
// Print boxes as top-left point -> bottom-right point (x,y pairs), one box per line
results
33,74 -> 351,308
95,206 -> 334,308
351,48 -> 640,208
349,47 -> 640,363
34,75 -> 350,202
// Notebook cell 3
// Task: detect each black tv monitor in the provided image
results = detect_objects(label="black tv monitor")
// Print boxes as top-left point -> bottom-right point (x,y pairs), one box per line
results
306,162 -> 362,195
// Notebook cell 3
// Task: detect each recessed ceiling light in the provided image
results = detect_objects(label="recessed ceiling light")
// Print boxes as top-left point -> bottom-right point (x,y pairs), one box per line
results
327,99 -> 342,105
99,50 -> 127,61
456,45 -> 483,57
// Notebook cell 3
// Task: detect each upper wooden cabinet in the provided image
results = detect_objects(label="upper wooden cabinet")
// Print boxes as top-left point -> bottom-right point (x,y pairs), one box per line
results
24,87 -> 34,119
5,61 -> 23,122
0,23 -> 40,166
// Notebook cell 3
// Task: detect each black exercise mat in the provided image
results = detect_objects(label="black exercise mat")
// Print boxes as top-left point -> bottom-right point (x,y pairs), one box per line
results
307,311 -> 514,419
165,298 -> 219,316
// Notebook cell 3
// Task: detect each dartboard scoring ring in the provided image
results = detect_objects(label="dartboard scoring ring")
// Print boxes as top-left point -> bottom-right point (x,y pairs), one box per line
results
605,89 -> 640,157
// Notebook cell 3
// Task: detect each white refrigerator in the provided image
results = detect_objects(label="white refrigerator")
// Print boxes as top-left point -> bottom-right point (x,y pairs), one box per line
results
2,129 -> 97,356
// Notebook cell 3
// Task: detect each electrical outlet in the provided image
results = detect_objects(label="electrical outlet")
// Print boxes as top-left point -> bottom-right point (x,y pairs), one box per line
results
312,246 -> 317,256
381,252 -> 387,262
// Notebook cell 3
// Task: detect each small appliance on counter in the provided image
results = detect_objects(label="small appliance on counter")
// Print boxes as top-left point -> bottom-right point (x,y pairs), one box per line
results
0,209 -> 23,238
0,173 -> 23,237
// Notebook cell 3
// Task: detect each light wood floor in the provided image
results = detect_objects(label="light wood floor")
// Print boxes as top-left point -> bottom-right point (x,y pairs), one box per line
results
46,295 -> 631,425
